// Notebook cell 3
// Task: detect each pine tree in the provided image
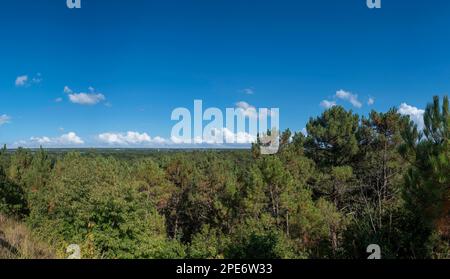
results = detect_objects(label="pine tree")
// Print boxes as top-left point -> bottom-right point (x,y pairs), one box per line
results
400,95 -> 450,258
305,106 -> 360,168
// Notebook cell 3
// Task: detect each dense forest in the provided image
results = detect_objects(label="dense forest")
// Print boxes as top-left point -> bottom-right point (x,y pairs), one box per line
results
0,96 -> 449,259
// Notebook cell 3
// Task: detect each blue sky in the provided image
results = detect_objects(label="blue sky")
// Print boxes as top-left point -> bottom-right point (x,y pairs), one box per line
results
1,0 -> 449,147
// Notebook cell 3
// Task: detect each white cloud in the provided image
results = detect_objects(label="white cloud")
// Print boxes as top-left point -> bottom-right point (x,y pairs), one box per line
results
367,97 -> 375,106
15,73 -> 42,87
30,136 -> 52,144
98,131 -> 160,145
301,128 -> 308,136
14,140 -> 27,146
15,75 -> 28,87
0,114 -> 11,126
224,128 -> 255,144
171,127 -> 255,145
241,88 -> 254,95
208,128 -> 255,144
55,97 -> 63,103
170,136 -> 188,144
59,132 -> 84,145
320,100 -> 336,109
235,101 -> 258,118
24,132 -> 84,147
69,93 -> 106,105
152,136 -> 166,144
235,101 -> 253,110
335,89 -> 362,108
234,101 -> 276,119
64,86 -> 106,105
64,86 -> 73,94
398,103 -> 425,130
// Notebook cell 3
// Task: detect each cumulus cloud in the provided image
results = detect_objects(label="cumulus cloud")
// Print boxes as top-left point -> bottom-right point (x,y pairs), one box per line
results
0,114 -> 11,126
59,132 -> 84,144
15,75 -> 28,87
96,130 -> 252,147
398,103 -> 425,130
235,101 -> 254,110
321,89 -> 367,109
69,93 -> 106,105
223,128 -> 255,144
170,136 -> 189,144
235,101 -> 277,119
208,128 -> 255,144
15,73 -> 42,87
18,132 -> 85,147
30,136 -> 52,144
34,132 -> 84,145
152,136 -> 166,144
64,86 -> 106,105
97,131 -> 164,145
335,89 -> 362,108
170,126 -> 256,146
235,101 -> 258,118
320,100 -> 336,109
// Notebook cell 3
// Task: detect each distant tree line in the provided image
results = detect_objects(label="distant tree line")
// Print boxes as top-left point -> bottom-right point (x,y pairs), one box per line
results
0,96 -> 448,259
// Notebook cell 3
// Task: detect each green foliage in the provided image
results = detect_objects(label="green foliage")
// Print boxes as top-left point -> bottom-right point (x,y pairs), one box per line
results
132,158 -> 176,211
0,96 -> 448,259
305,106 -> 359,167
0,146 -> 29,217
0,167 -> 28,217
398,96 -> 450,258
188,225 -> 228,259
26,153 -> 184,258
225,215 -> 298,259
7,148 -> 33,187
164,153 -> 240,242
